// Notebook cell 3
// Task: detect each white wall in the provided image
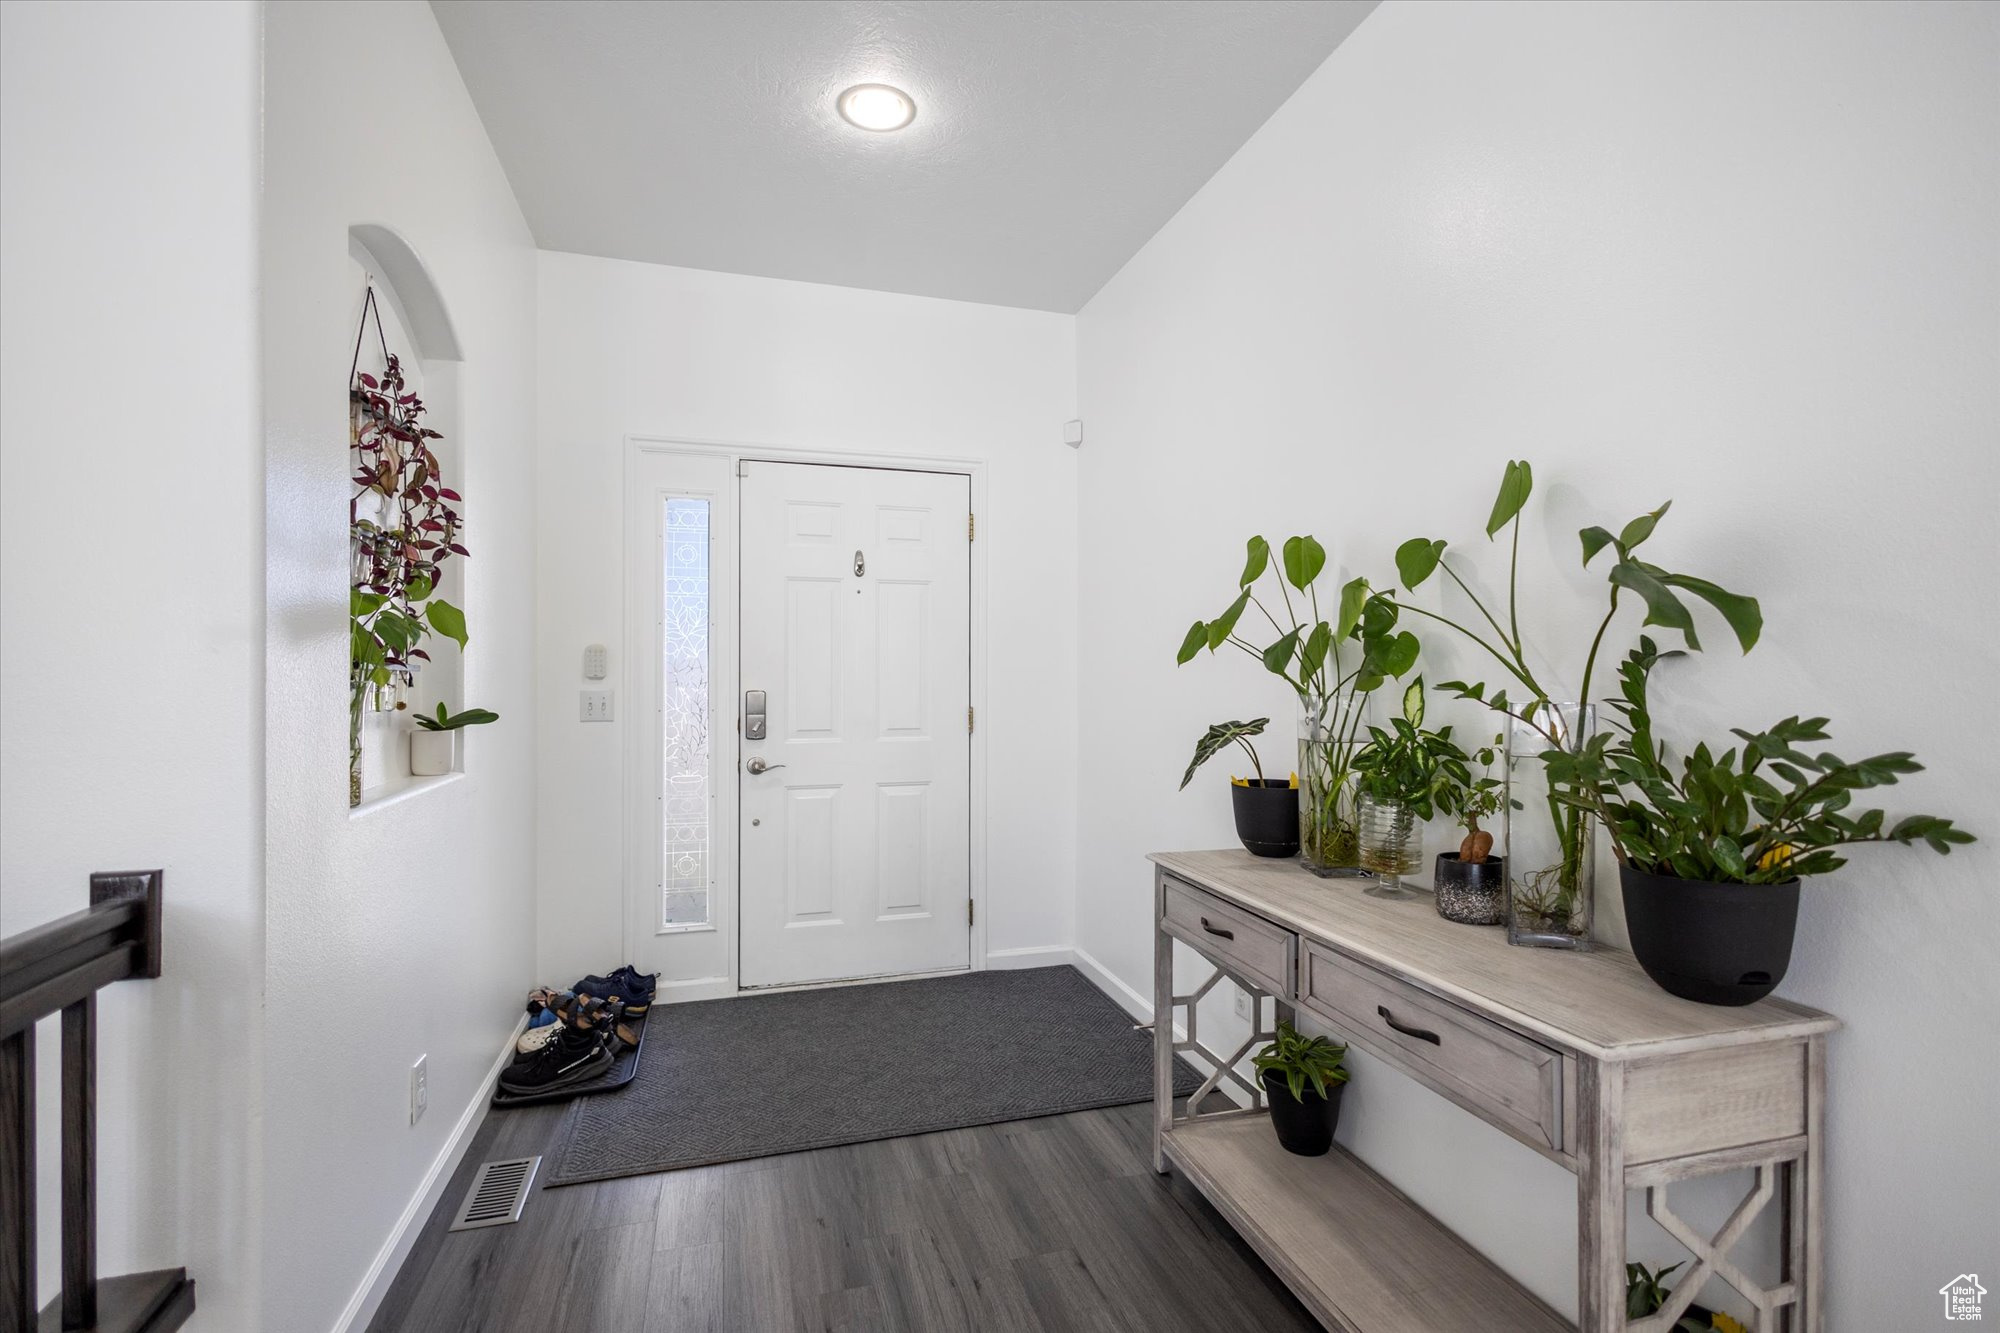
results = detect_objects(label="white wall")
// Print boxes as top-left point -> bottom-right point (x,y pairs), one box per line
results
1075,1 -> 1998,1326
0,2 -> 264,1327
262,2 -> 539,1329
535,253 -> 1077,985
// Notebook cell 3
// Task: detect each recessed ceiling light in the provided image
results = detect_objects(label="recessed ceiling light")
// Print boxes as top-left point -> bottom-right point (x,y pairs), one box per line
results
837,84 -> 916,133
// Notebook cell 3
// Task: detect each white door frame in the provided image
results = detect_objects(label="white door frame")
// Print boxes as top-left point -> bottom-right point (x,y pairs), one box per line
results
623,434 -> 991,1000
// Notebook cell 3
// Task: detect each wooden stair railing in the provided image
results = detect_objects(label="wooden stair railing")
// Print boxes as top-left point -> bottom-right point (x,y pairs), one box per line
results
1,871 -> 194,1333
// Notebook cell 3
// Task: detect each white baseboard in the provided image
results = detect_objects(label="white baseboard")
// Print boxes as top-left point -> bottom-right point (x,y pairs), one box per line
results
333,1013 -> 527,1333
1072,944 -> 1253,1109
984,944 -> 1074,971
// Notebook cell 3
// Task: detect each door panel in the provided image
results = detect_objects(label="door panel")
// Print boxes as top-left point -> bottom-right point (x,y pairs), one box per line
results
739,461 -> 971,987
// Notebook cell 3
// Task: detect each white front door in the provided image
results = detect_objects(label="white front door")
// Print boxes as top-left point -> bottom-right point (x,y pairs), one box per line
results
737,461 -> 971,988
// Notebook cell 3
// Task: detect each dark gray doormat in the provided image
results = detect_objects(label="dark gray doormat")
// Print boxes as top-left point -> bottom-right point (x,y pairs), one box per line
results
540,964 -> 1203,1186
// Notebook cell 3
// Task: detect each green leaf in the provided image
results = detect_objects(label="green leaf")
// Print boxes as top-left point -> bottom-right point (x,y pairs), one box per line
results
1336,577 -> 1368,639
406,572 -> 434,603
1609,561 -> 1700,650
1382,630 -> 1420,678
1485,459 -> 1532,538
1181,718 -> 1270,790
1282,535 -> 1326,591
1176,621 -> 1208,665
1402,677 -> 1425,727
1206,590 -> 1250,650
1578,526 -> 1617,566
351,589 -> 385,617
1299,622 -> 1333,682
1618,501 -> 1671,554
1659,573 -> 1762,653
1239,536 -> 1270,588
1395,537 -> 1446,591
424,598 -> 469,650
1262,629 -> 1302,676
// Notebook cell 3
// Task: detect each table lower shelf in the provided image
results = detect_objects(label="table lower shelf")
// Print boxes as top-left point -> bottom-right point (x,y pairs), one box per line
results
1163,1115 -> 1571,1333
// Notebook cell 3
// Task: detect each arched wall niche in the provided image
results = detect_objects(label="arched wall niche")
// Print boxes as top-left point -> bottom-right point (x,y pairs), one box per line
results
347,224 -> 470,806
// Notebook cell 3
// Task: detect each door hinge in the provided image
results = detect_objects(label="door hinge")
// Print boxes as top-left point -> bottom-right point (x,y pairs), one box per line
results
968,898 -> 975,926
967,705 -> 975,734
968,512 -> 975,541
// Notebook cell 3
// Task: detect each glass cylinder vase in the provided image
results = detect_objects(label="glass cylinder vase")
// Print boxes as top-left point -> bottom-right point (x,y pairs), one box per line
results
1358,794 -> 1422,895
1298,694 -> 1366,878
1502,702 -> 1596,949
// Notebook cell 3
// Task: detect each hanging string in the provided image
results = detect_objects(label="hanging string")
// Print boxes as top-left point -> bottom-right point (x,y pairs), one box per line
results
348,283 -> 392,388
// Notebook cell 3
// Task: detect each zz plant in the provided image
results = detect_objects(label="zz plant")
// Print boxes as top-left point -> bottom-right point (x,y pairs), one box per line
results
1178,536 -> 1420,871
1545,638 -> 1974,884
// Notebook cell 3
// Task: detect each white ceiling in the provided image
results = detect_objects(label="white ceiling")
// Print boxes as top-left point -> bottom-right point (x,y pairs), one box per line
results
430,0 -> 1377,313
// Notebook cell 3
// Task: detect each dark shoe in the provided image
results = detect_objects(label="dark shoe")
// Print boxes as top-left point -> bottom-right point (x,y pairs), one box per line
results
500,1016 -> 610,1094
573,971 -> 655,1017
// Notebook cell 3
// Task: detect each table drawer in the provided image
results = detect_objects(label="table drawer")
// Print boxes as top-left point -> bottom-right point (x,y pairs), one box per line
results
1302,942 -> 1564,1154
1160,875 -> 1295,996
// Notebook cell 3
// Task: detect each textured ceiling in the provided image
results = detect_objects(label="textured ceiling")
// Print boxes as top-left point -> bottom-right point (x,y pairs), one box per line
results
431,0 -> 1377,312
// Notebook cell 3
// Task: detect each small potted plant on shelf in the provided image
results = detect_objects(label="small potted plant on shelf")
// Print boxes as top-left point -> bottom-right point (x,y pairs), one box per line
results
1546,639 -> 1975,1005
410,702 -> 500,777
1251,1021 -> 1349,1157
1432,731 -> 1509,924
1180,718 -> 1299,858
1350,679 -> 1468,895
1626,1260 -> 1737,1331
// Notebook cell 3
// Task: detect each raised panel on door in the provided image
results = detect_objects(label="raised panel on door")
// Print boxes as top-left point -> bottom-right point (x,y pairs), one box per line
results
738,461 -> 971,988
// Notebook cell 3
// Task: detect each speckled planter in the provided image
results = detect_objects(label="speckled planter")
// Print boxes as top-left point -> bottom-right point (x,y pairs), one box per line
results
1433,853 -> 1505,925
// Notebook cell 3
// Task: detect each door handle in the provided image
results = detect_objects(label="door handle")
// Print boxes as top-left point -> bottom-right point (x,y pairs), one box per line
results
745,757 -> 786,775
1198,917 -> 1235,941
1376,1005 -> 1441,1045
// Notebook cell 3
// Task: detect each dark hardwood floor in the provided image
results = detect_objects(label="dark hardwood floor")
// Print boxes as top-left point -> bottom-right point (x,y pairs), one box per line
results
369,1095 -> 1318,1332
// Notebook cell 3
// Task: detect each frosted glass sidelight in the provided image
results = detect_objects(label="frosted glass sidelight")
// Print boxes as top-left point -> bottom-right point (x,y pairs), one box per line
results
661,497 -> 712,929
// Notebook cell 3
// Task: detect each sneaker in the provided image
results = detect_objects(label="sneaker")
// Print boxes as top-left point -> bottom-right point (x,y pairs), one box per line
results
500,1019 -> 610,1094
516,1021 -> 562,1056
573,970 -> 656,1017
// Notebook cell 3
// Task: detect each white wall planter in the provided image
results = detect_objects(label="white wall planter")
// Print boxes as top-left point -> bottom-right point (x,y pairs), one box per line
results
410,728 -> 455,776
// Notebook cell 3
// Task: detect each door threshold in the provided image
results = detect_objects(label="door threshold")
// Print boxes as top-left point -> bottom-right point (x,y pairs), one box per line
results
737,964 -> 970,996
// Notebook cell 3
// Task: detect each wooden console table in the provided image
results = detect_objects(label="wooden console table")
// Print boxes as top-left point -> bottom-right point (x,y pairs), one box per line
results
1149,849 -> 1837,1333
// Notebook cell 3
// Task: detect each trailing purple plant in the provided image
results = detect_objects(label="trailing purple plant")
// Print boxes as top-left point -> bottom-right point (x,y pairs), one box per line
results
350,353 -> 470,794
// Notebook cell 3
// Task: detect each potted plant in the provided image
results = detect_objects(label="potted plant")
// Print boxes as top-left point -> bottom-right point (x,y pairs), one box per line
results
1251,1021 -> 1350,1156
1432,730 -> 1509,925
1180,718 -> 1299,858
1350,679 -> 1467,895
1626,1260 -> 1734,1331
1179,536 -> 1420,877
1547,639 -> 1974,1005
1392,460 -> 1761,948
350,349 -> 470,804
410,703 -> 500,777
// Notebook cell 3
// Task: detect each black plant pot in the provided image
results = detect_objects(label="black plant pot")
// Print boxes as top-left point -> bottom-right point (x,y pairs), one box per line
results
1232,780 -> 1302,859
1260,1068 -> 1344,1156
1433,853 -> 1506,925
1621,865 -> 1801,1006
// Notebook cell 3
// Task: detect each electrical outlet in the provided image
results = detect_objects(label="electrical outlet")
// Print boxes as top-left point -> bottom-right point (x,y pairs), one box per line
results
1234,989 -> 1252,1021
580,689 -> 614,722
410,1055 -> 428,1125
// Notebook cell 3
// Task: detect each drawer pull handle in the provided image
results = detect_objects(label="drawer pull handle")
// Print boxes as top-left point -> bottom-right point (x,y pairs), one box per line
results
1377,1005 -> 1441,1045
1199,917 -> 1236,941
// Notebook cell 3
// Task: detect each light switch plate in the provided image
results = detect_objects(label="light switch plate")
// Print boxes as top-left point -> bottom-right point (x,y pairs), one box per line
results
581,689 -> 613,722
411,1055 -> 428,1125
1234,989 -> 1252,1021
